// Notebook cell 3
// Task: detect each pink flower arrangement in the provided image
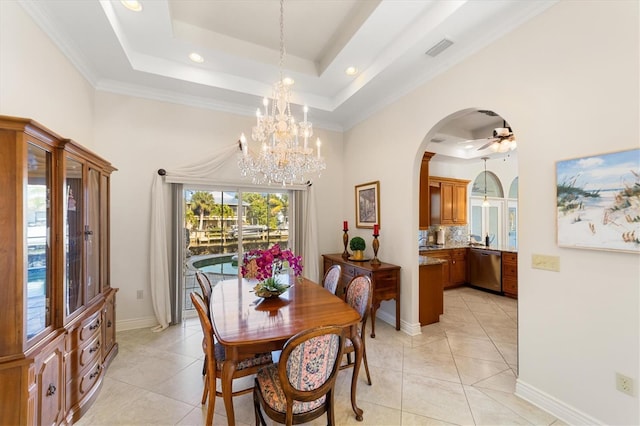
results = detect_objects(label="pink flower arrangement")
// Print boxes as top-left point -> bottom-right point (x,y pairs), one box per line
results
241,243 -> 303,282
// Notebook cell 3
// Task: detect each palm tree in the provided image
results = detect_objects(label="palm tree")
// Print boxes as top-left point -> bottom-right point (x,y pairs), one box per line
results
190,191 -> 215,231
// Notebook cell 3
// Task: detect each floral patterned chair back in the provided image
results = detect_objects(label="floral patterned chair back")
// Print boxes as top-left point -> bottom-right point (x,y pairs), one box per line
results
340,274 -> 374,385
322,264 -> 341,295
253,325 -> 346,425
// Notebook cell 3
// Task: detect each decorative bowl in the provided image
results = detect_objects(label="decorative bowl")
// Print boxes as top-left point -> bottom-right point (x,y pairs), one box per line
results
252,279 -> 291,298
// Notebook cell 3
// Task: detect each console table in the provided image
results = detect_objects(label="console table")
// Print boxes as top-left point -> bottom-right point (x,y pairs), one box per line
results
322,254 -> 400,338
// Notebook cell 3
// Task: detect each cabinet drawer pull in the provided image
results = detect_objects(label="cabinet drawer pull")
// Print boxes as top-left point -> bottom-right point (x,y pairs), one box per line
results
89,366 -> 101,379
89,320 -> 101,331
89,341 -> 101,353
107,320 -> 112,327
46,384 -> 57,396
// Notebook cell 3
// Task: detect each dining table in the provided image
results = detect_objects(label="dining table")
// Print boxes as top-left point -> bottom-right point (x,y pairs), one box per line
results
209,274 -> 364,425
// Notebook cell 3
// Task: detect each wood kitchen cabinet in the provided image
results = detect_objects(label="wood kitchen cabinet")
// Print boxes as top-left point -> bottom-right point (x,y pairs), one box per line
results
430,176 -> 470,225
419,152 -> 435,229
322,254 -> 400,338
450,248 -> 467,286
419,261 -> 444,325
0,115 -> 118,425
421,248 -> 467,289
502,251 -> 518,298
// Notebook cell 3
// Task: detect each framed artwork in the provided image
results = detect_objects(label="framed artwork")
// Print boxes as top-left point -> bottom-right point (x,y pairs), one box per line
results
556,148 -> 639,253
355,181 -> 380,228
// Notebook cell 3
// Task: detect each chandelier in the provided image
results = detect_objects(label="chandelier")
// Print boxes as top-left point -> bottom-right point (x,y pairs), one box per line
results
238,0 -> 326,186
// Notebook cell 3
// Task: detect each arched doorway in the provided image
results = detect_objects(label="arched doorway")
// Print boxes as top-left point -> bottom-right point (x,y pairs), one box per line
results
418,107 -> 520,375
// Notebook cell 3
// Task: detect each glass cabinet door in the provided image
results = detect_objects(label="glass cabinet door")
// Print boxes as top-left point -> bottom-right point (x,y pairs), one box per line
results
86,168 -> 100,302
26,143 -> 51,339
100,174 -> 110,290
65,157 -> 83,316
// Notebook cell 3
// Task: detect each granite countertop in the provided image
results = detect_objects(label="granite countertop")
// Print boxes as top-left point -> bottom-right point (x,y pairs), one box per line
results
418,255 -> 447,266
419,243 -> 517,253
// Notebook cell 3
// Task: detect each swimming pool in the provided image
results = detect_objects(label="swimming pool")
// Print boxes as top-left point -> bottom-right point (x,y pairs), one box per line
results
191,254 -> 239,276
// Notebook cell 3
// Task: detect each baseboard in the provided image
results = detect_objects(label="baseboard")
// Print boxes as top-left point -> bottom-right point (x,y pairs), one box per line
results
516,378 -> 604,425
117,316 -> 158,331
374,310 -> 421,336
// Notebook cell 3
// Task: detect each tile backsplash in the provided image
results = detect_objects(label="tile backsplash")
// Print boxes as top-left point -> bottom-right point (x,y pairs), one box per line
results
418,225 -> 469,246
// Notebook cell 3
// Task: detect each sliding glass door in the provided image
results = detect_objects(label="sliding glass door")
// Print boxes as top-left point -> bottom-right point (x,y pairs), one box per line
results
179,187 -> 293,317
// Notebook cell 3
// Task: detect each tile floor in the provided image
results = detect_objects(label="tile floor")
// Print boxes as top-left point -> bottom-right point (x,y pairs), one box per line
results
77,287 -> 566,425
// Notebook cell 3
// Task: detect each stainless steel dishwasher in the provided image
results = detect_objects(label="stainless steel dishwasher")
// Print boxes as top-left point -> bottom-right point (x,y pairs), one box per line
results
468,248 -> 502,292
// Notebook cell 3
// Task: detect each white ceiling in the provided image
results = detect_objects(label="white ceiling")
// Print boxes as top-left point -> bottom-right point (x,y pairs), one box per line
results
19,0 -> 555,153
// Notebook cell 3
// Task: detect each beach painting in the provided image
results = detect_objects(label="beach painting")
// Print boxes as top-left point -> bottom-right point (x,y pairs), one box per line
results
556,148 -> 640,253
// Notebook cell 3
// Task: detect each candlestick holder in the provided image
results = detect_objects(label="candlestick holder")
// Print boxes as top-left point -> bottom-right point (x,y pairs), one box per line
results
371,234 -> 381,265
342,230 -> 350,259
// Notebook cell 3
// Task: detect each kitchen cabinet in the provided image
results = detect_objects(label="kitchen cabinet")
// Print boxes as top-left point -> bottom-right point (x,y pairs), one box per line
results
502,251 -> 518,298
322,254 -> 400,338
0,115 -> 118,425
450,248 -> 467,286
419,152 -> 435,229
429,176 -> 470,225
419,261 -> 444,325
421,248 -> 467,289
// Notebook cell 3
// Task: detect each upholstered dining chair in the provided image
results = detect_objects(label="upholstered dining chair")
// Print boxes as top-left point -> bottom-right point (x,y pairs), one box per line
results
253,325 -> 346,426
195,271 -> 214,375
340,274 -> 373,385
195,271 -> 213,308
190,292 -> 274,425
321,264 -> 341,295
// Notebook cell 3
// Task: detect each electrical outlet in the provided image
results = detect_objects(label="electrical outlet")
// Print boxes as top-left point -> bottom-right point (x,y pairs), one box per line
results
136,290 -> 144,300
616,372 -> 634,396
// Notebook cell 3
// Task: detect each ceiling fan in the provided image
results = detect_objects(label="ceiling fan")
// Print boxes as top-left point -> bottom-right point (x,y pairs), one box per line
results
475,120 -> 517,152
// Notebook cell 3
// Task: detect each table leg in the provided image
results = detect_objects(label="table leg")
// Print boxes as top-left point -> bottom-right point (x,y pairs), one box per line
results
221,359 -> 237,426
349,325 -> 364,421
396,296 -> 400,331
370,303 -> 380,338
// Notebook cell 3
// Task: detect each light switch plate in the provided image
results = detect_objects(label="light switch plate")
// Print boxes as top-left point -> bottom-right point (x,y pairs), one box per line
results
532,254 -> 560,272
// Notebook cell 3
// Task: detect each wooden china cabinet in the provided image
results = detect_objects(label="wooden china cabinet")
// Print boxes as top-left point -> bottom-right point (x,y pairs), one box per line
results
0,115 -> 118,425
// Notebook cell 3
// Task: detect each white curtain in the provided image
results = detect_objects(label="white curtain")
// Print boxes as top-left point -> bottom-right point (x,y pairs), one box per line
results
302,184 -> 319,282
149,143 -> 318,331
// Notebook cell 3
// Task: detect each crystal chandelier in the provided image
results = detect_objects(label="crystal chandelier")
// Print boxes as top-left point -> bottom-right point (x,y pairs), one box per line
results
238,0 -> 326,186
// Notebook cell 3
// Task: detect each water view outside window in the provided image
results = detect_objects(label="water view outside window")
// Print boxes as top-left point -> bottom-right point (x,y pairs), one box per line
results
182,189 -> 291,314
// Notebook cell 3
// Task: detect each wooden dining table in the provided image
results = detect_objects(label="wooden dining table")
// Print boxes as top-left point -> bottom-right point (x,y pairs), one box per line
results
210,275 -> 364,425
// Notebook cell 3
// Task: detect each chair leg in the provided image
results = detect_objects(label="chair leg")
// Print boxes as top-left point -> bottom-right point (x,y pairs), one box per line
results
362,347 -> 372,385
201,372 -> 209,405
202,355 -> 207,376
253,384 -> 266,426
327,390 -> 336,426
204,374 -> 215,425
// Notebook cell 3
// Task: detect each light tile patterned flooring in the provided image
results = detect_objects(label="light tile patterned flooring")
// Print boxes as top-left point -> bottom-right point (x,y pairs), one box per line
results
77,287 -> 566,425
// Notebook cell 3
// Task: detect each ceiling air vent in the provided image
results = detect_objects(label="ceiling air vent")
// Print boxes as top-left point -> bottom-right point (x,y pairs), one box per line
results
425,38 -> 454,57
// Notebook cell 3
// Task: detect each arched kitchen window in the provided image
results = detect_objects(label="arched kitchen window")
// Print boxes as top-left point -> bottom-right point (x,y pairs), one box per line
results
471,171 -> 504,198
508,177 -> 519,199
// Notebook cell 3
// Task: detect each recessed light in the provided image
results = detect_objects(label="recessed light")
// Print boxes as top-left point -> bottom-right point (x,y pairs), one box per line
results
120,1 -> 142,12
282,77 -> 295,86
345,66 -> 358,76
189,53 -> 204,63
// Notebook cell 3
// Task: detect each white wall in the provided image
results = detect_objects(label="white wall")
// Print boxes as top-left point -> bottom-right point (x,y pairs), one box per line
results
1,0 -> 638,424
0,1 -> 95,145
92,92 -> 344,327
343,1 -> 638,425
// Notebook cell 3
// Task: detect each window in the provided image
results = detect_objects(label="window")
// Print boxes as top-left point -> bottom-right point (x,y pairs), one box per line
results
178,187 -> 296,317
470,171 -> 517,249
